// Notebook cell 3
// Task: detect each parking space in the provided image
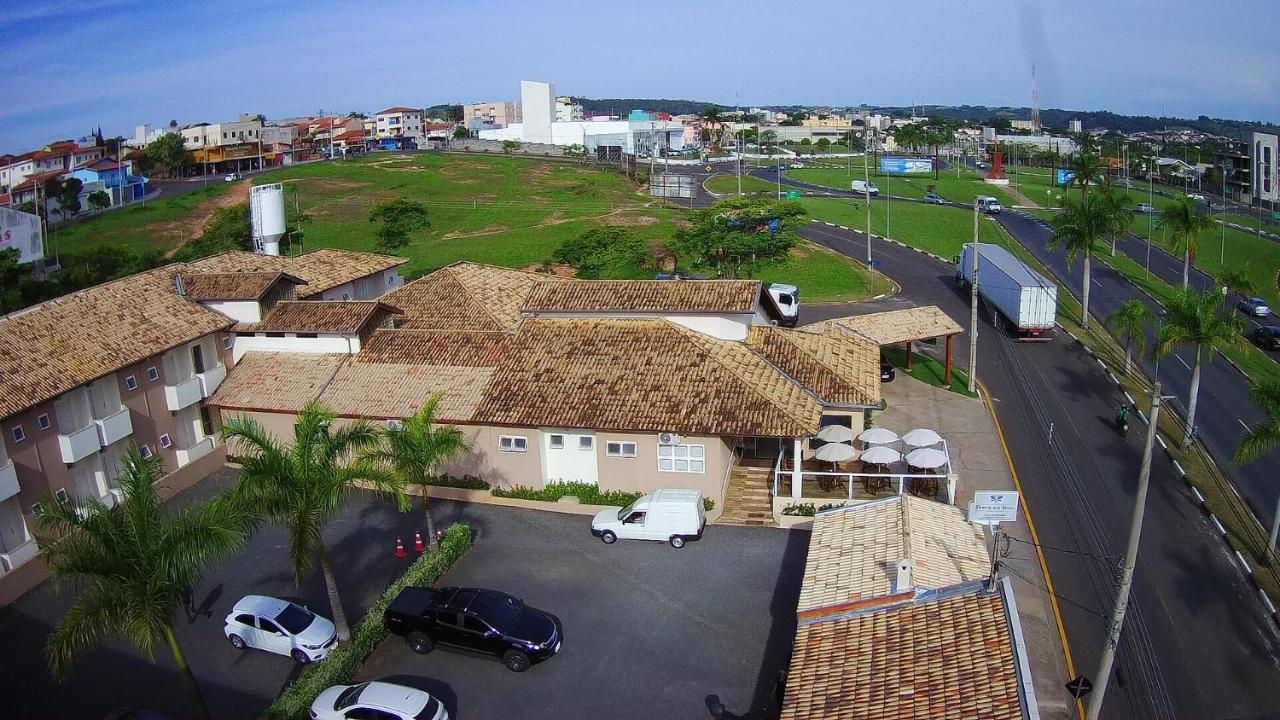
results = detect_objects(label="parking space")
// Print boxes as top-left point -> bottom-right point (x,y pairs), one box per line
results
357,503 -> 807,720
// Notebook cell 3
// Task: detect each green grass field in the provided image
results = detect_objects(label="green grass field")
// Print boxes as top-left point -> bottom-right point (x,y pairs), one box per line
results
800,198 -> 1009,259
704,173 -> 781,195
50,183 -> 237,256
786,165 -> 1021,207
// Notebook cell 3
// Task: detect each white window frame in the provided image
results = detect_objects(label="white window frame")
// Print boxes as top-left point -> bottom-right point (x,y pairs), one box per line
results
499,435 -> 527,453
10,426 -> 25,443
222,335 -> 234,350
31,502 -> 44,517
578,436 -> 594,451
54,488 -> 70,505
606,441 -> 637,458
36,414 -> 50,431
548,434 -> 564,449
158,433 -> 172,449
139,444 -> 153,460
124,375 -> 138,391
658,443 -> 705,474
147,366 -> 160,382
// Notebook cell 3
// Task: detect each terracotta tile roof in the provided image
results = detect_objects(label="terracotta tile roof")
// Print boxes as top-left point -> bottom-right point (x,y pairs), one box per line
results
747,326 -> 881,407
523,279 -> 761,314
378,107 -> 420,115
798,496 -> 989,613
472,319 -> 822,436
809,306 -> 963,346
241,301 -> 400,334
385,262 -> 560,331
183,249 -> 406,298
180,271 -> 306,301
207,352 -> 343,413
319,362 -> 491,422
782,588 -> 1027,720
0,267 -> 232,419
357,329 -> 510,366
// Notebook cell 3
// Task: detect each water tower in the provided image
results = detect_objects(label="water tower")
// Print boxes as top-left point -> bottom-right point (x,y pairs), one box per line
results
249,183 -> 287,256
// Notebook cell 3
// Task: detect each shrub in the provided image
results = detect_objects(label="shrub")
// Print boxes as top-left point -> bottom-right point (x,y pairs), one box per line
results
493,481 -> 643,507
424,473 -> 489,490
703,497 -> 715,512
782,503 -> 815,516
264,523 -> 473,720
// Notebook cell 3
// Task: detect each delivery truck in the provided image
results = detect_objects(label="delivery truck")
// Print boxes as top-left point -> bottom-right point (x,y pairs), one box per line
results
955,243 -> 1057,340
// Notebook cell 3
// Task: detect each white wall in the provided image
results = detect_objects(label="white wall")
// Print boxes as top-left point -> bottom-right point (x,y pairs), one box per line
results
1253,132 -> 1278,202
314,267 -> 403,301
521,81 -> 555,145
540,429 -> 599,484
231,333 -> 359,363
201,299 -> 261,324
529,311 -> 755,340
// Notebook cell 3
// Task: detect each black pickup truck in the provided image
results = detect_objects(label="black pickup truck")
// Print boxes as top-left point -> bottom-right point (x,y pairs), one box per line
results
383,587 -> 562,672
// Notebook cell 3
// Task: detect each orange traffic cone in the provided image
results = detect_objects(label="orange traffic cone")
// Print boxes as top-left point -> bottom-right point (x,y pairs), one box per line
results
413,532 -> 425,553
394,536 -> 407,558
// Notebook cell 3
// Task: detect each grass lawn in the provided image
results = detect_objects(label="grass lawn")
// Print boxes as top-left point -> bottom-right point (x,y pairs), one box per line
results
800,198 -> 1009,259
754,242 -> 894,302
49,183 -> 237,257
882,345 -> 976,398
780,143 -> 855,155
704,173 -> 782,195
787,166 -> 1020,207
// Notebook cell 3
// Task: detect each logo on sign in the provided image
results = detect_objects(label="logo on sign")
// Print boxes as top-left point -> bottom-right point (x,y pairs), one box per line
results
969,490 -> 1020,525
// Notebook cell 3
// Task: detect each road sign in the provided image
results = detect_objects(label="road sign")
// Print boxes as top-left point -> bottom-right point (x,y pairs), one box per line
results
786,190 -> 800,200
970,491 -> 1020,525
1065,675 -> 1093,698
1272,211 -> 1280,221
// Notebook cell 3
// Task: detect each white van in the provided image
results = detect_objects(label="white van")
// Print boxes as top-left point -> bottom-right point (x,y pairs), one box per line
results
976,196 -> 1002,214
768,283 -> 799,327
591,489 -> 706,548
851,179 -> 880,196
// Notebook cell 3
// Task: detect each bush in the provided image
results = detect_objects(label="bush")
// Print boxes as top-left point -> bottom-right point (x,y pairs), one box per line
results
781,502 -> 844,517
552,226 -> 650,279
703,498 -> 715,512
264,524 -> 473,720
424,473 -> 489,490
493,481 -> 643,507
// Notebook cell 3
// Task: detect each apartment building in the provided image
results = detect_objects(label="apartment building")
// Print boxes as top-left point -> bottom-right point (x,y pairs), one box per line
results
0,141 -> 105,193
555,96 -> 583,122
463,101 -> 522,128
375,107 -> 424,140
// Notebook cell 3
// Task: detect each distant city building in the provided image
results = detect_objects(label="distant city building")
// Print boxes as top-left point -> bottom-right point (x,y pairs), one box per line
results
1068,119 -> 1083,133
126,124 -> 177,149
375,107 -> 424,141
1252,132 -> 1278,203
463,101 -> 522,128
555,97 -> 583,122
0,141 -> 104,195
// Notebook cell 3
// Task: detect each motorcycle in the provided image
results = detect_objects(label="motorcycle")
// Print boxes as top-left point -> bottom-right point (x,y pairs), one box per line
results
1115,412 -> 1129,437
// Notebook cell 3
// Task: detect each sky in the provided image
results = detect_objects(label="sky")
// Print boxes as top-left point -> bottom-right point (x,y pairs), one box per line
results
2,0 -> 1278,154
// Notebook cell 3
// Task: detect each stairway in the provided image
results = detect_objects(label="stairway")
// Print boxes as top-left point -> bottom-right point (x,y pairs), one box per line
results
718,465 -> 776,526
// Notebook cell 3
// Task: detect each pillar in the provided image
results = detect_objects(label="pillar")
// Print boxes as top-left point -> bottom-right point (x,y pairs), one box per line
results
904,340 -> 913,370
791,437 -> 803,499
944,335 -> 953,388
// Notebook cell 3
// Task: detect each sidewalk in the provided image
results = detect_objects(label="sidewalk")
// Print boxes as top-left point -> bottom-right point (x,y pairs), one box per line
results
877,374 -> 1077,720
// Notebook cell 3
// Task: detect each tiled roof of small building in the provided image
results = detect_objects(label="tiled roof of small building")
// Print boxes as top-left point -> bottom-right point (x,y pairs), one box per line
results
242,301 -> 400,334
357,329 -> 511,366
319,362 -> 491,422
384,262 -> 560,331
747,326 -> 881,407
206,352 -> 344,414
522,279 -> 761,314
180,271 -> 305,301
809,306 -> 963,346
183,249 -> 405,299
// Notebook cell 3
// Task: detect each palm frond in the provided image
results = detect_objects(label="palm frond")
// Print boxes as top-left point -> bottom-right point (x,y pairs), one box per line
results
46,583 -> 135,679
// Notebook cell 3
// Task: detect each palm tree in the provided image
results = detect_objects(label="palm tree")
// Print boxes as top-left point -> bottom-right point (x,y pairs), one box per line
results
1105,299 -> 1153,374
1156,288 -> 1244,447
1050,194 -> 1108,330
365,395 -> 469,553
1218,264 -> 1256,307
222,402 -> 407,644
701,106 -> 725,148
1160,195 -> 1214,288
1067,151 -> 1108,200
1235,379 -> 1280,464
1097,184 -> 1135,256
38,449 -> 252,720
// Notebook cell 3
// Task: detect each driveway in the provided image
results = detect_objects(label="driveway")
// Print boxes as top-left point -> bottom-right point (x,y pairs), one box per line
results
356,504 -> 807,720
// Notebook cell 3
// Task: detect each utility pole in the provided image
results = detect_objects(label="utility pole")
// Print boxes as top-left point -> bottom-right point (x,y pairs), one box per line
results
863,130 -> 872,262
1084,382 -> 1163,720
967,199 -> 980,394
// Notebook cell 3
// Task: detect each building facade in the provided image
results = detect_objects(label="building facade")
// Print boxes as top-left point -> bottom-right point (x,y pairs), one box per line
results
1252,132 -> 1278,204
375,107 -> 424,140
463,101 -> 522,128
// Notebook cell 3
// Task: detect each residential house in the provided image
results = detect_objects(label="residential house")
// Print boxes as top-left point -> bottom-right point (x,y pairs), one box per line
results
181,115 -> 269,173
375,107 -> 424,141
70,158 -> 148,207
463,101 -> 522,129
0,141 -> 104,194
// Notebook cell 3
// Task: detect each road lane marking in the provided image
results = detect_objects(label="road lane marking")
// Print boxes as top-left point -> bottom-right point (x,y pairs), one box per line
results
1238,418 -> 1251,432
1175,355 -> 1191,370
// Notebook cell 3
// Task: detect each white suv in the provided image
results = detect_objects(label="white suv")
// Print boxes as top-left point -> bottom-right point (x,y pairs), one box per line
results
224,595 -> 336,664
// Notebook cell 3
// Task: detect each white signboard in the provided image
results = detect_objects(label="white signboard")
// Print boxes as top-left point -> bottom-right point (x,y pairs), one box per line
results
970,490 -> 1019,525
0,206 -> 42,265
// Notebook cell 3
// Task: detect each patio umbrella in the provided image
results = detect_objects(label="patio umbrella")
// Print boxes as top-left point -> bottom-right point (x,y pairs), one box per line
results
902,428 -> 942,448
861,446 -> 902,465
814,442 -> 858,463
815,424 -> 855,443
858,427 -> 899,445
905,448 -> 948,470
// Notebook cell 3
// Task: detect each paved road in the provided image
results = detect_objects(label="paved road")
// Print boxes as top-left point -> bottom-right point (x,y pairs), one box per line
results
798,221 -> 1280,719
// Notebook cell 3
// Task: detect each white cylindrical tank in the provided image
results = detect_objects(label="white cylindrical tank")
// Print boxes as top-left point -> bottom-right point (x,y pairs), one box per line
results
250,183 -> 287,256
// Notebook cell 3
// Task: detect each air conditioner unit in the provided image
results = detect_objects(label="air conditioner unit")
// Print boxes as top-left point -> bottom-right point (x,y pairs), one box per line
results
387,419 -> 404,431
658,432 -> 683,446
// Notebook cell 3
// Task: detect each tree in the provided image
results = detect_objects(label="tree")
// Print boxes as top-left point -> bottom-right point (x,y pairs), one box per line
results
368,198 -> 429,252
222,402 -> 407,644
700,106 -> 725,146
0,248 -> 26,313
1155,288 -> 1244,447
364,396 -> 469,552
816,138 -> 831,147
168,119 -> 178,128
1159,195 -> 1213,288
38,449 -> 252,720
452,125 -> 470,140
1066,151 -> 1107,200
87,190 -> 111,212
1235,379 -> 1280,465
501,140 -> 521,154
552,226 -> 650,278
1105,299 -> 1152,374
1097,184 -> 1134,256
1049,194 -> 1108,329
562,143 -> 587,158
1218,264 -> 1256,307
253,113 -> 266,123
145,133 -> 189,177
54,178 -> 83,219
667,198 -> 805,278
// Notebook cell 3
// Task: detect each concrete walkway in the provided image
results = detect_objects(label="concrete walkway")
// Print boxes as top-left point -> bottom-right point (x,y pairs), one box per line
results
877,375 -> 1076,720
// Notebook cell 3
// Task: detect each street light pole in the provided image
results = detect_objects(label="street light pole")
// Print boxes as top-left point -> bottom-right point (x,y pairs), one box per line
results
967,199 -> 980,394
864,131 -> 872,263
1084,382 -> 1164,720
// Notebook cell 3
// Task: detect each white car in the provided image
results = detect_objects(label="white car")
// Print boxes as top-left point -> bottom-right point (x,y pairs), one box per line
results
1136,202 -> 1155,213
224,595 -> 336,664
790,162 -> 805,169
312,682 -> 449,720
592,489 -> 706,548
224,172 -> 241,182
1187,192 -> 1206,201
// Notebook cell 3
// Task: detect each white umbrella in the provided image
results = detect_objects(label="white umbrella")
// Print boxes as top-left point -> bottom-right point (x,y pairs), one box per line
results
814,443 -> 858,463
905,448 -> 948,470
901,428 -> 942,448
858,427 -> 899,445
815,424 -> 855,443
861,446 -> 902,465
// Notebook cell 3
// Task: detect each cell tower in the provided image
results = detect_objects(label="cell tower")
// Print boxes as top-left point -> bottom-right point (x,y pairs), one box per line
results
1031,63 -> 1042,135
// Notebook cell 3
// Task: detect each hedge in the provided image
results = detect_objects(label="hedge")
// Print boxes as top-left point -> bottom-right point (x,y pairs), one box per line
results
264,523 -> 473,719
424,473 -> 489,490
491,482 -> 716,511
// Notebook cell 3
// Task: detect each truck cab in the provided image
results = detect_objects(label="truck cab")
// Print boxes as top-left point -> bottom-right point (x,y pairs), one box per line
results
976,196 -> 1002,214
767,283 -> 799,327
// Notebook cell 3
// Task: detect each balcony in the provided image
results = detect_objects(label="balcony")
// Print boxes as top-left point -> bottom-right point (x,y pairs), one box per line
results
176,437 -> 215,468
165,376 -> 202,412
197,364 -> 226,398
0,538 -> 38,573
58,424 -> 100,464
0,460 -> 18,502
94,407 -> 133,447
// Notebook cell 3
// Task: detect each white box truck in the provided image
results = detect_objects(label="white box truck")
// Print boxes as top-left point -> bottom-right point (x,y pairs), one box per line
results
591,489 -> 706,548
955,243 -> 1057,340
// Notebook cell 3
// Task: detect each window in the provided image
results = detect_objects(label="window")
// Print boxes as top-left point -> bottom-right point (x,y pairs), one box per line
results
433,609 -> 461,628
345,708 -> 399,720
139,444 -> 153,460
658,443 -> 705,473
36,414 -> 50,431
623,511 -> 646,525
549,434 -> 564,449
124,375 -> 138,391
258,618 -> 283,634
9,426 -> 24,443
146,367 -> 160,382
158,433 -> 172,449
297,332 -> 318,339
387,274 -> 397,286
607,441 -> 637,458
579,436 -> 594,451
234,613 -> 255,626
463,614 -> 491,634
222,335 -> 233,350
31,502 -> 44,517
266,332 -> 286,338
498,435 -> 527,453
54,488 -> 70,505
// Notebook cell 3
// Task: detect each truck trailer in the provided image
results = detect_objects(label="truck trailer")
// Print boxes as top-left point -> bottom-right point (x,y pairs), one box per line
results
955,243 -> 1057,340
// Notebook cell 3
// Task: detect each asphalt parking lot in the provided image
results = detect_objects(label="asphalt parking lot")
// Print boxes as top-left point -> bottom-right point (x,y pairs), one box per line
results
0,471 -> 805,720
357,502 -> 807,720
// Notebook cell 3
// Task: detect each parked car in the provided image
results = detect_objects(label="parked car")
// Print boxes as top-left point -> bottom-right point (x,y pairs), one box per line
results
223,595 -> 336,664
1136,202 -> 1155,213
384,586 -> 562,672
923,192 -> 946,205
1252,325 -> 1280,350
790,162 -> 805,169
224,172 -> 241,182
311,682 -> 449,720
592,488 -> 705,548
1187,192 -> 1206,201
1238,296 -> 1272,317
851,179 -> 880,196
880,355 -> 896,382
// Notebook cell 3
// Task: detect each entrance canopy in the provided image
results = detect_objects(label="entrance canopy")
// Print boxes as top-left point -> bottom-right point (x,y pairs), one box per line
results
809,306 -> 962,346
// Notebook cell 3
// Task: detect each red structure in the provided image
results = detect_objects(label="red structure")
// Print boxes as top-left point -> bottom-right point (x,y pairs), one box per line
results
413,532 -> 426,553
394,537 -> 407,558
986,140 -> 1007,181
